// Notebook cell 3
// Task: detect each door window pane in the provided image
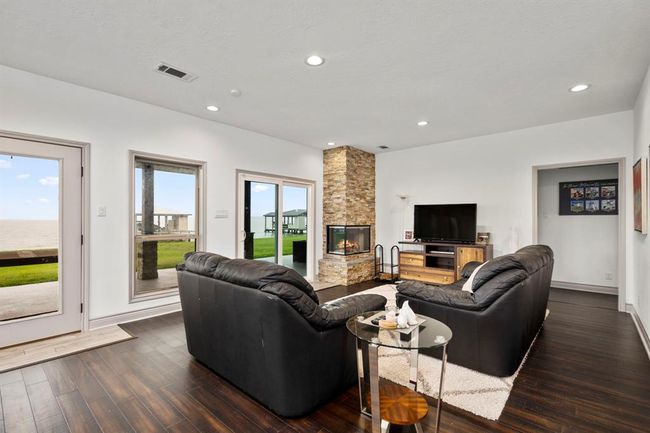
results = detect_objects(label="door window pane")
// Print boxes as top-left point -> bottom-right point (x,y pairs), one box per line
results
282,185 -> 308,276
0,154 -> 61,321
246,181 -> 278,263
133,158 -> 200,298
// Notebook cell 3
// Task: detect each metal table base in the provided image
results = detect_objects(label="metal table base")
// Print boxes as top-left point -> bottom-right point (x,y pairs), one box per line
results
356,337 -> 448,433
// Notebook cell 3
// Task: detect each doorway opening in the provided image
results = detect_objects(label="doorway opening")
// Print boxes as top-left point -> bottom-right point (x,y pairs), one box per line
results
533,159 -> 626,312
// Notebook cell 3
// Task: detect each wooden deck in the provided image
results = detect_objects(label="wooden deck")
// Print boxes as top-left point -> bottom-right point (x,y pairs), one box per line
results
0,285 -> 648,432
0,249 -> 57,267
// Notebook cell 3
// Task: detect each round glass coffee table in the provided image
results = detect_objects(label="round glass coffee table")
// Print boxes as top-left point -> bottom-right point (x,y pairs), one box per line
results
346,311 -> 453,433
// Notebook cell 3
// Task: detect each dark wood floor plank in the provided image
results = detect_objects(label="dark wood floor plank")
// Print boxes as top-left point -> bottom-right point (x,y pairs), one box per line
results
56,390 -> 101,433
116,397 -> 167,433
59,356 -> 107,403
41,360 -> 76,396
78,350 -> 134,403
96,345 -> 184,427
199,373 -> 292,433
2,285 -> 649,433
20,365 -> 47,386
0,380 -> 37,433
33,413 -> 70,433
165,419 -> 202,433
26,381 -> 64,423
86,396 -> 135,433
184,385 -> 266,433
0,370 -> 23,387
160,384 -> 233,433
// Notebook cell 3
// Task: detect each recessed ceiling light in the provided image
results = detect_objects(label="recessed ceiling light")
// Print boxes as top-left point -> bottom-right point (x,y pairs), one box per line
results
206,105 -> 219,112
569,83 -> 590,93
327,142 -> 336,146
417,120 -> 429,127
305,55 -> 325,66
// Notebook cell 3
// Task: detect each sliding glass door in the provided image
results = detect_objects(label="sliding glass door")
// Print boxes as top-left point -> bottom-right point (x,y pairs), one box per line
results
238,172 -> 314,279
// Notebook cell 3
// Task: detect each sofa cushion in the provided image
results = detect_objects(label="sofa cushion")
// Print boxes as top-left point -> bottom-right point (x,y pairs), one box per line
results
472,268 -> 528,308
261,282 -> 387,330
471,255 -> 526,292
214,258 -> 319,303
397,280 -> 481,310
181,252 -> 230,277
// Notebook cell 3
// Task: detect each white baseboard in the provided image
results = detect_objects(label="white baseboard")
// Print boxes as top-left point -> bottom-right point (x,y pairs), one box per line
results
89,302 -> 182,330
627,303 -> 650,360
552,280 -> 618,295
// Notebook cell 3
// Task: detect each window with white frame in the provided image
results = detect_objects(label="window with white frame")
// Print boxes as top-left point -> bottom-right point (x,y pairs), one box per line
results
131,154 -> 203,300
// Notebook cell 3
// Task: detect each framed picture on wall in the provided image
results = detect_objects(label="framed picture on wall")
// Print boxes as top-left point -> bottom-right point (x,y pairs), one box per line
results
633,157 -> 647,234
559,179 -> 618,215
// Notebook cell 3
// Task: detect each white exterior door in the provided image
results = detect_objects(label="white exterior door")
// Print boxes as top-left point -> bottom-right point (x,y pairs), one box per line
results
0,136 -> 83,347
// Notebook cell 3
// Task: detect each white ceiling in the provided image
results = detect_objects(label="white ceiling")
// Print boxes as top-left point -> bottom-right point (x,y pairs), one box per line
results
2,1 -> 650,153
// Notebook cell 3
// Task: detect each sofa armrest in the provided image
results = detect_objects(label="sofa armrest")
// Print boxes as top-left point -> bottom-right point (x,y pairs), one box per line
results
318,294 -> 387,329
397,281 -> 481,310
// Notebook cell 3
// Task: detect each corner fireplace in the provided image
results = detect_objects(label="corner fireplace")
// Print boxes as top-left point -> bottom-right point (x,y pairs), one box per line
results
327,225 -> 371,255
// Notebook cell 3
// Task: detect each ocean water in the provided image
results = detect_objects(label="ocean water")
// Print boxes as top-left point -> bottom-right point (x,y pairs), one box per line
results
250,216 -> 274,238
0,220 -> 59,251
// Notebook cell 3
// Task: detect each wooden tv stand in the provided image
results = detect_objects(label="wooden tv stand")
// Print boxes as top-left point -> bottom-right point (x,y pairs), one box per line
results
398,241 -> 493,284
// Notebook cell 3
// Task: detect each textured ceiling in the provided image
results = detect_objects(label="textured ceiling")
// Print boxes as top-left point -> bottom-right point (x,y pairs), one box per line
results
1,1 -> 650,152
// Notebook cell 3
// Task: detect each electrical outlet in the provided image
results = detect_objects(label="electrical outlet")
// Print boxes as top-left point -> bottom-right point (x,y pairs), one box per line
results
97,206 -> 107,217
605,272 -> 613,281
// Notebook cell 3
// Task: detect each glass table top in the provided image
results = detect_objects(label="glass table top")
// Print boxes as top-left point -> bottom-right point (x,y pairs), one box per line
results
346,310 -> 453,350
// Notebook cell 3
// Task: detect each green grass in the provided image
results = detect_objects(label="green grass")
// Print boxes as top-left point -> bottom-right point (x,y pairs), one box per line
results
0,241 -> 195,288
156,240 -> 196,269
253,234 -> 306,259
0,263 -> 58,288
0,237 -> 305,288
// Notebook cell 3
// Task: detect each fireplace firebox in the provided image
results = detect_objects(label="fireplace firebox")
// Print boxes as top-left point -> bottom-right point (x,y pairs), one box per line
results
327,225 -> 371,255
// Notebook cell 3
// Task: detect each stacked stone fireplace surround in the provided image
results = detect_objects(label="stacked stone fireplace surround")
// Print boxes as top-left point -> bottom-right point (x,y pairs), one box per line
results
318,146 -> 376,286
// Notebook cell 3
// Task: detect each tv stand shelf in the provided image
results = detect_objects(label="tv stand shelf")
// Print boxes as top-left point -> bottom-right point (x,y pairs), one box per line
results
398,241 -> 493,284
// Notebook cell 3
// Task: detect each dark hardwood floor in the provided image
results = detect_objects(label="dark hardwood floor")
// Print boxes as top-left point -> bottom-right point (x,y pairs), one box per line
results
1,284 -> 649,433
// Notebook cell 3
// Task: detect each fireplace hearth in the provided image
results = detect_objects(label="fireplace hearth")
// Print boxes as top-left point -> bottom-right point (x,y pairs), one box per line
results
327,225 -> 371,255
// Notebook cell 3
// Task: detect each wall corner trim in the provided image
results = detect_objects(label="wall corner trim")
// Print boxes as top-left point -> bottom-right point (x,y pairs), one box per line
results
89,302 -> 181,330
627,303 -> 650,360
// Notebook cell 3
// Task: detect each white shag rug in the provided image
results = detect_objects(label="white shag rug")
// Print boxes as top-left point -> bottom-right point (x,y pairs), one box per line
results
339,284 -> 545,421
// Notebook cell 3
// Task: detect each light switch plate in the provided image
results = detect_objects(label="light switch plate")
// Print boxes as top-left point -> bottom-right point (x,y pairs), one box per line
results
214,210 -> 229,219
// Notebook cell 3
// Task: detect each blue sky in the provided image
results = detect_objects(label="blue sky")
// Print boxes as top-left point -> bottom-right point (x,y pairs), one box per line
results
0,154 -> 60,220
250,182 -> 307,217
134,168 -> 197,215
1,155 -> 308,221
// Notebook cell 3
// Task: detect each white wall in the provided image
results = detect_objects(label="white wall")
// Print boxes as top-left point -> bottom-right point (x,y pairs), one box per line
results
537,164 -> 619,288
376,111 -> 634,303
633,65 -> 650,332
0,65 -> 323,320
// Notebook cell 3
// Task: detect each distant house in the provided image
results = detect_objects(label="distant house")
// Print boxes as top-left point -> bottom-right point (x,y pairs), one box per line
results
264,209 -> 307,234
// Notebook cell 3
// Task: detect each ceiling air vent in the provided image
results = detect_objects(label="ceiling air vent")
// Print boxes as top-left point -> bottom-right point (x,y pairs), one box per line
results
155,63 -> 197,82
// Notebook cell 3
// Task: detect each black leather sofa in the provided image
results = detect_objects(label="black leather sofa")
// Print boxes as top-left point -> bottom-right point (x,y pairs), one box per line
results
177,252 -> 387,417
396,245 -> 553,377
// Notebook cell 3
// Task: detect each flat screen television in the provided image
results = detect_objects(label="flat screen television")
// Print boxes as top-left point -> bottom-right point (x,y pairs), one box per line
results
413,204 -> 477,243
